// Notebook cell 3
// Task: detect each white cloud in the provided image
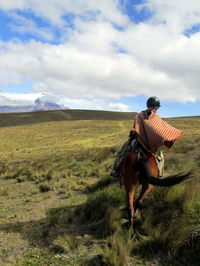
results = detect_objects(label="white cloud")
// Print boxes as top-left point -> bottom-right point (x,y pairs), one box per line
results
0,92 -> 42,105
62,97 -> 130,111
1,26 -> 199,104
143,0 -> 200,34
0,0 -> 200,110
0,0 -> 129,26
0,0 -> 27,10
0,95 -> 18,106
62,97 -> 107,110
107,103 -> 130,112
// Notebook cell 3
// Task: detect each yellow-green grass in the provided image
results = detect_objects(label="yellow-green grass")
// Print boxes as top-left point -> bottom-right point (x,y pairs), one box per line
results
0,120 -> 131,162
0,116 -> 199,265
0,117 -> 199,161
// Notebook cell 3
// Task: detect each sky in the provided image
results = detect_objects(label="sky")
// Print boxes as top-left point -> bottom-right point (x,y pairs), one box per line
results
0,0 -> 200,117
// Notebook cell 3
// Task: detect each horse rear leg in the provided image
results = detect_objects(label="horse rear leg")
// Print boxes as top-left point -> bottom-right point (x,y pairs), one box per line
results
135,182 -> 153,211
135,155 -> 158,211
121,152 -> 138,232
125,186 -> 136,229
127,189 -> 134,222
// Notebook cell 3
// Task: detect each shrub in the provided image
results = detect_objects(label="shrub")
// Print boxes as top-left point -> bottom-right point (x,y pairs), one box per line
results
39,183 -> 52,192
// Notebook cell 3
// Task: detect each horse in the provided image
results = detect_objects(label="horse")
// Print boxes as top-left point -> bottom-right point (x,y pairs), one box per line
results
120,151 -> 191,229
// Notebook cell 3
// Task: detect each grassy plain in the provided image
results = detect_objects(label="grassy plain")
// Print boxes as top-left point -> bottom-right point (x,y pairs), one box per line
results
0,114 -> 199,265
0,109 -> 136,127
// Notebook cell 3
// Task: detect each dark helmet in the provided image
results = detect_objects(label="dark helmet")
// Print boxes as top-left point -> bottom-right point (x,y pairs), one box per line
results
146,96 -> 161,108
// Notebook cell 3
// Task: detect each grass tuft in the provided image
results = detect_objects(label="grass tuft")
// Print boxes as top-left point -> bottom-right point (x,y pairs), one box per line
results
80,184 -> 125,236
102,230 -> 132,266
53,234 -> 81,253
0,117 -> 199,265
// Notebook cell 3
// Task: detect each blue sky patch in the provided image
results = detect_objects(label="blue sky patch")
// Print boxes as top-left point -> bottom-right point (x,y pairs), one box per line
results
0,9 -> 62,44
0,83 -> 33,94
112,23 -> 125,31
119,0 -> 152,23
184,24 -> 200,37
62,12 -> 76,29
0,10 -> 14,42
119,95 -> 200,117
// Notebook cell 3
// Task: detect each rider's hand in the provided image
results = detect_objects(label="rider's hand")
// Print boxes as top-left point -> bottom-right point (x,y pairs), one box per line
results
164,140 -> 174,148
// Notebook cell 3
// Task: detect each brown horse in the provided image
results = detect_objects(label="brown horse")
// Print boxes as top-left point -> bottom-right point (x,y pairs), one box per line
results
120,151 -> 191,228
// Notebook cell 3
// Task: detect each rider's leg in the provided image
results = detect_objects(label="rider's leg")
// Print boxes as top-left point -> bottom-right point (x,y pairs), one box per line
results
111,138 -> 131,177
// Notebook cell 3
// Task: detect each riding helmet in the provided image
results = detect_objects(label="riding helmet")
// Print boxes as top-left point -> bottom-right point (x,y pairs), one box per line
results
146,96 -> 161,108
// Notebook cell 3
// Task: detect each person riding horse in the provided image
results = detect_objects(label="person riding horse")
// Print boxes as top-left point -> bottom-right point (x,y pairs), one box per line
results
111,96 -> 182,178
110,97 -> 190,228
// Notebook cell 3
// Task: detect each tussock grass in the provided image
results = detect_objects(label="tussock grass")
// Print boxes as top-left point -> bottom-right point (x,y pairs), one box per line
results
102,230 -> 132,266
0,116 -> 199,265
80,184 -> 125,237
130,174 -> 200,264
53,234 -> 81,253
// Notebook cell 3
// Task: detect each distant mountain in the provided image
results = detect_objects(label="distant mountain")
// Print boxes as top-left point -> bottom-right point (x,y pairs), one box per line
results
0,105 -> 34,113
0,96 -> 68,113
34,95 -> 65,111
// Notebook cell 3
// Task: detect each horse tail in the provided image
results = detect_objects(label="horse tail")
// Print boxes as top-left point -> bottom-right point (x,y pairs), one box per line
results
138,158 -> 191,186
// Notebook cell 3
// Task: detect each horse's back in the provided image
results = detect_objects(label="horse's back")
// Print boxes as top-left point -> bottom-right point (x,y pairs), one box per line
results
121,151 -> 159,187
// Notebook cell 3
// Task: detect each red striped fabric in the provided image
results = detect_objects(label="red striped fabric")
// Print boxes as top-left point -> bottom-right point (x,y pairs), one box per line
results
134,111 -> 182,153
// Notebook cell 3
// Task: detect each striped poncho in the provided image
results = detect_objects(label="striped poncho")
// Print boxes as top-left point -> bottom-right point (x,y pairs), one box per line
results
134,111 -> 182,153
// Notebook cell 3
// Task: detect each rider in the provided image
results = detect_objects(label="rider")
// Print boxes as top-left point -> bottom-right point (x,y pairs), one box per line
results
111,96 -> 182,178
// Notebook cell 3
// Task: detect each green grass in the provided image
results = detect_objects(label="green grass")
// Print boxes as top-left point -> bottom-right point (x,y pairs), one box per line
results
0,115 -> 199,265
0,109 -> 136,127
